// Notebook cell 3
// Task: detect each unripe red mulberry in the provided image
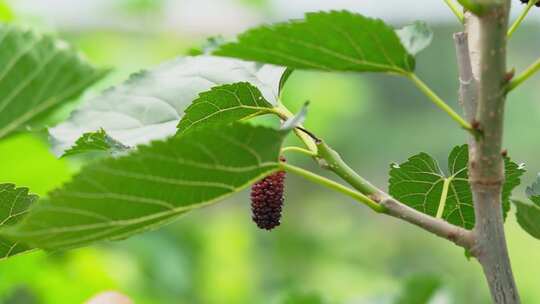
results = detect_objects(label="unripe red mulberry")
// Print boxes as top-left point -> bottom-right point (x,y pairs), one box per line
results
520,0 -> 540,7
250,163 -> 286,230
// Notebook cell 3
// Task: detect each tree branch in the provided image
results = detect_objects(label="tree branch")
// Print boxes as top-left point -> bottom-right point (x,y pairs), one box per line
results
281,146 -> 317,157
314,140 -> 475,250
316,141 -> 380,196
280,162 -> 384,213
407,73 -> 474,133
454,32 -> 478,122
508,0 -> 539,38
465,3 -> 521,302
380,198 -> 475,249
444,0 -> 465,23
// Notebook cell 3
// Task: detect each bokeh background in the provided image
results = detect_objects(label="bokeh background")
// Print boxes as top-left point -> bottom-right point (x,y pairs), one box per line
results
0,0 -> 539,303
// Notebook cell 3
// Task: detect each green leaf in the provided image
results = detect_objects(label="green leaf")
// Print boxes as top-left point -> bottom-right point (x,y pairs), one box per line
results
503,155 -> 526,217
0,25 -> 108,139
514,200 -> 540,240
50,55 -> 284,156
396,21 -> 433,56
389,145 -> 524,229
4,124 -> 288,250
62,129 -> 129,158
394,274 -> 441,304
214,11 -> 415,73
456,0 -> 490,15
0,184 -> 38,260
278,68 -> 294,95
514,174 -> 540,240
177,82 -> 274,135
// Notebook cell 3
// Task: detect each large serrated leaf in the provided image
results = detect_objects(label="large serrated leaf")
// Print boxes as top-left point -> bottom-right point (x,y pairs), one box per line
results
49,55 -> 284,156
177,82 -> 274,135
4,124 -> 288,251
214,11 -> 415,73
0,184 -> 37,259
390,145 -> 524,229
0,25 -> 107,139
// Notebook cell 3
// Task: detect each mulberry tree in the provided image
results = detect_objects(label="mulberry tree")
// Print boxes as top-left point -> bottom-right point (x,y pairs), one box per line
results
2,1 -> 540,303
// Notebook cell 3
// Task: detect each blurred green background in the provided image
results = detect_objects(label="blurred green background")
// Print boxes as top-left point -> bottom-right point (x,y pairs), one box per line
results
1,0 -> 540,303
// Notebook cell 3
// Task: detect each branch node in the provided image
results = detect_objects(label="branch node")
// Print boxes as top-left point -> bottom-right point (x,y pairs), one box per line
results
368,193 -> 383,203
504,69 -> 515,83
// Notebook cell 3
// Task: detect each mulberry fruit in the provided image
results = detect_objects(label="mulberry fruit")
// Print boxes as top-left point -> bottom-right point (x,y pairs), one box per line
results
250,164 -> 286,230
520,0 -> 540,7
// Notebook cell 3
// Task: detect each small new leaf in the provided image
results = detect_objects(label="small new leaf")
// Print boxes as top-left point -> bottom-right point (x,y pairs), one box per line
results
396,21 -> 433,56
390,145 -> 524,229
281,102 -> 309,131
177,82 -> 274,135
0,184 -> 37,260
0,25 -> 108,139
514,174 -> 540,240
4,124 -> 289,251
214,11 -> 415,73
62,129 -> 129,157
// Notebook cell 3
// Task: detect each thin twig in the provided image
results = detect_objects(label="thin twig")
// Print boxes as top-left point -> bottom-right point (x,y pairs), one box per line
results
407,73 -> 474,132
280,162 -> 383,212
453,32 -> 478,121
277,103 -> 476,251
314,140 -> 475,250
281,146 -> 317,157
381,198 -> 474,249
507,57 -> 540,92
508,0 -> 539,38
444,0 -> 465,23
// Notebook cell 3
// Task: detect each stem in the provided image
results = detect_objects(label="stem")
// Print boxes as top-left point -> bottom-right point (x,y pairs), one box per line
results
407,73 -> 474,132
436,178 -> 451,219
280,162 -> 384,213
316,140 -> 380,196
444,0 -> 465,23
507,57 -> 540,92
313,140 -> 475,249
272,105 -> 318,153
380,198 -> 474,249
281,161 -> 474,248
507,0 -> 538,38
465,3 -> 521,302
281,146 -> 317,157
